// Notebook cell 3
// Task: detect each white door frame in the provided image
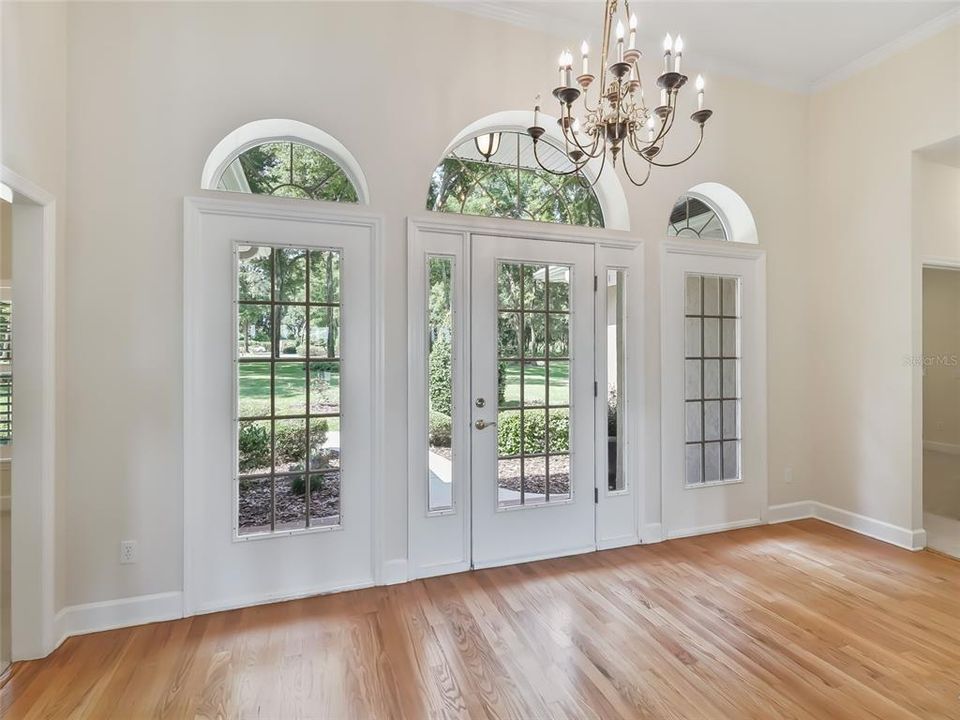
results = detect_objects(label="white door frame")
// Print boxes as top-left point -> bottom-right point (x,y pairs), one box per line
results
183,195 -> 385,615
659,238 -> 768,538
406,214 -> 641,580
0,166 -> 58,660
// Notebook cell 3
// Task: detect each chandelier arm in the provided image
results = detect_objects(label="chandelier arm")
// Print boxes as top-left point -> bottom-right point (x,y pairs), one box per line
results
559,110 -> 606,159
644,126 -> 705,168
620,145 -> 653,187
531,139 -> 592,177
573,143 -> 609,190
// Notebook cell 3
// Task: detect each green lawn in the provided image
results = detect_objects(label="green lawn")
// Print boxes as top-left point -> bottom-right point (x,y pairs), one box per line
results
238,362 -> 340,419
501,360 -> 569,408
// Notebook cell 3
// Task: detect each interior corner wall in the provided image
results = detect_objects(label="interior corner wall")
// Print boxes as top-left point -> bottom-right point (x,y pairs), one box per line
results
1,0 -> 69,615
807,25 -> 960,532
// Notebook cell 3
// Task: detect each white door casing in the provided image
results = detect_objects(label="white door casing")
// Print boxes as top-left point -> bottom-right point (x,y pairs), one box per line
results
183,197 -> 383,615
661,240 -> 767,538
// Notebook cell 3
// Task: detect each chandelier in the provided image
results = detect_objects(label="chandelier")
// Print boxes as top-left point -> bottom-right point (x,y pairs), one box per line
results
527,0 -> 713,187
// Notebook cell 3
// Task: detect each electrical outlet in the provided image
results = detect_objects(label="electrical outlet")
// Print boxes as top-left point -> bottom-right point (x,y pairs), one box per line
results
784,467 -> 794,484
120,540 -> 137,565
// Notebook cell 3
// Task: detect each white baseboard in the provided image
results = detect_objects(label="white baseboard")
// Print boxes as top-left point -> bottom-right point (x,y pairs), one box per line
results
380,559 -> 408,585
641,523 -> 664,544
813,502 -> 926,551
54,591 -> 183,648
767,501 -> 925,551
192,578 -> 374,617
411,560 -> 471,580
598,534 -> 640,551
767,501 -> 815,523
666,518 -> 763,540
923,440 -> 960,455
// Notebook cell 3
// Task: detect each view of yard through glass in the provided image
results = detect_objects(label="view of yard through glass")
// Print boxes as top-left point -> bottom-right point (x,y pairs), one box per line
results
236,245 -> 343,535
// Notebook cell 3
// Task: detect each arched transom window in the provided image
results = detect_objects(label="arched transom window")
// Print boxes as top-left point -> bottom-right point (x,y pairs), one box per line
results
667,195 -> 728,241
428,131 -> 604,228
217,141 -> 359,203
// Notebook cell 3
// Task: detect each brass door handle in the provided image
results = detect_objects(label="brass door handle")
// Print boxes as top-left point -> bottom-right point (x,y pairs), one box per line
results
474,419 -> 497,430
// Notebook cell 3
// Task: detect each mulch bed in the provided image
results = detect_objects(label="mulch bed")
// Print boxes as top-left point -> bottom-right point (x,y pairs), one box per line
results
239,474 -> 340,532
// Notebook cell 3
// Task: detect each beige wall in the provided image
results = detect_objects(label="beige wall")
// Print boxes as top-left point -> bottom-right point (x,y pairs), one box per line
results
5,0 -> 950,610
60,0 -> 812,606
1,1 -> 69,613
807,25 -> 960,530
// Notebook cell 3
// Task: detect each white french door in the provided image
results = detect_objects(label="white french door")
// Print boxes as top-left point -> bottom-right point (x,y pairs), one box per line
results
184,200 -> 378,615
470,235 -> 596,567
661,245 -> 766,538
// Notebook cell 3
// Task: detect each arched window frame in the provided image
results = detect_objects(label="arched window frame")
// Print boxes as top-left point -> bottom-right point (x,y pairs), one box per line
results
201,119 -> 370,204
433,111 -> 630,231
667,182 -> 758,245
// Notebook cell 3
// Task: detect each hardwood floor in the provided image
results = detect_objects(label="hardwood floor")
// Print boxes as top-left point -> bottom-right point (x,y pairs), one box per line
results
3,520 -> 960,719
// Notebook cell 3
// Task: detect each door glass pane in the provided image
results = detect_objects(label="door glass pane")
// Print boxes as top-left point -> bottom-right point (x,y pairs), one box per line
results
497,261 -> 573,507
427,256 -> 455,512
607,269 -> 627,492
685,273 -> 742,486
236,245 -> 343,535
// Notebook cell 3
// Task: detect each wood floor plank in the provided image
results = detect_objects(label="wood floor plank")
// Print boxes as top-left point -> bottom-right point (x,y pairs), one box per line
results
4,521 -> 960,719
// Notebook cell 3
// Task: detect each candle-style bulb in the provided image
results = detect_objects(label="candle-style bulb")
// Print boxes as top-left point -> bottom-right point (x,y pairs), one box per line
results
580,41 -> 589,76
675,35 -> 684,54
616,20 -> 625,40
581,41 -> 589,56
663,34 -> 673,52
558,52 -> 565,68
629,13 -> 638,30
628,13 -> 638,50
696,74 -> 705,91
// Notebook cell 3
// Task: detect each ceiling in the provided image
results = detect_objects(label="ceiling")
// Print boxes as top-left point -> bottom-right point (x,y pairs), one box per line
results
435,1 -> 959,92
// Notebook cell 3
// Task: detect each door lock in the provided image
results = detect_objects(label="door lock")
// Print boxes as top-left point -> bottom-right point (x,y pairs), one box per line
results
474,419 -> 496,430
475,397 -> 486,408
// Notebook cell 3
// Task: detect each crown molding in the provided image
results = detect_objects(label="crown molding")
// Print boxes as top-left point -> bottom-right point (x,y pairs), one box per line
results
436,1 -> 960,96
810,6 -> 960,93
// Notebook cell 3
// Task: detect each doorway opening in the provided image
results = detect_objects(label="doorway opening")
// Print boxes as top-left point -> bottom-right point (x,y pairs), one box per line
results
922,266 -> 960,558
0,195 -> 10,675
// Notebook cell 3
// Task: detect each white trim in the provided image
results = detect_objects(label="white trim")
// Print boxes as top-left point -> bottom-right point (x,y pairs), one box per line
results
182,194 -> 385,616
814,502 -> 926,551
471,543 -> 596,570
380,559 -> 409,586
685,183 -> 759,245
812,7 -> 960,92
597,534 -> 639,551
923,440 -> 960,455
767,501 -> 815,524
54,592 -> 183,645
1,166 -> 57,661
200,118 -> 370,204
409,212 -> 638,248
666,518 -> 763,540
766,501 -> 925,551
661,237 -> 766,260
412,560 -> 471,580
641,523 -> 664,543
192,580 -> 375,618
436,110 -> 630,232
